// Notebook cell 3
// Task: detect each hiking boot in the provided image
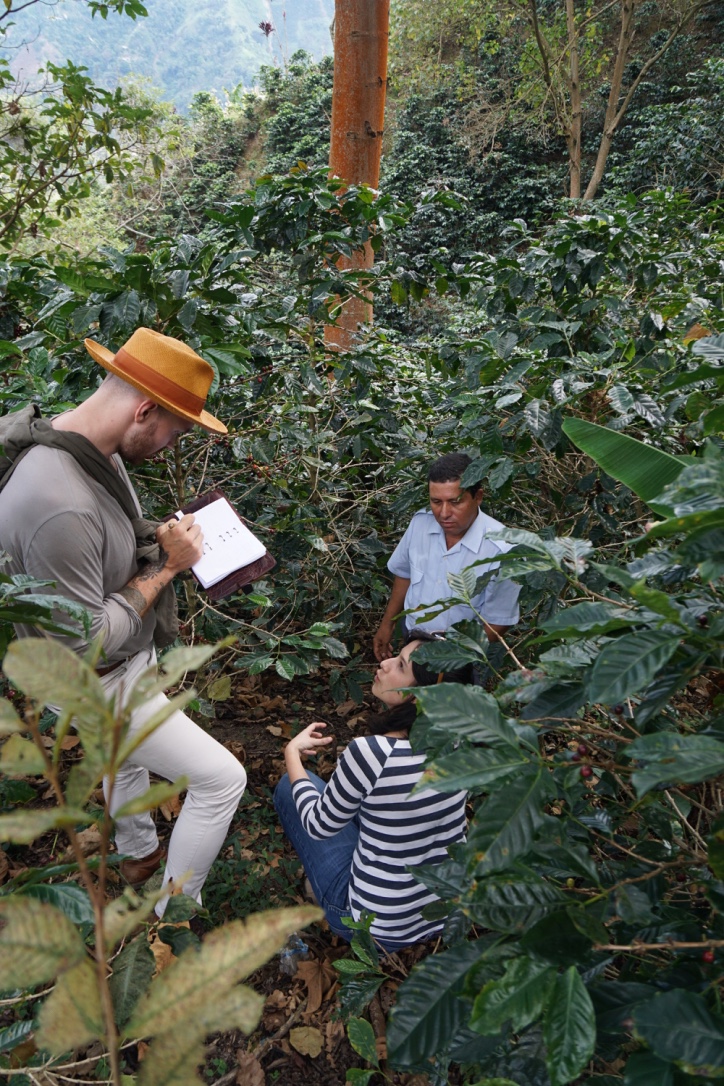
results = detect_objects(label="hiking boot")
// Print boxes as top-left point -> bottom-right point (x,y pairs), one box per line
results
119,844 -> 166,888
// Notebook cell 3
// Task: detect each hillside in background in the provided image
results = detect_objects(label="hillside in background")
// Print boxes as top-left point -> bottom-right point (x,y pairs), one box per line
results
6,0 -> 334,109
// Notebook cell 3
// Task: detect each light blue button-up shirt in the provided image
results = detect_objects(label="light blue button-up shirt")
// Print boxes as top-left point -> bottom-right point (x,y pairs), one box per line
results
388,508 -> 520,633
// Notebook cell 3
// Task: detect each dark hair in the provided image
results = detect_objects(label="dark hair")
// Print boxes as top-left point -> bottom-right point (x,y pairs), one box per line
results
366,632 -> 473,737
427,452 -> 481,497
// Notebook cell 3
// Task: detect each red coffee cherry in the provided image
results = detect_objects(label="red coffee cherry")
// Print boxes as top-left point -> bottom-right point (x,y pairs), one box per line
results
702,949 -> 715,964
580,765 -> 593,779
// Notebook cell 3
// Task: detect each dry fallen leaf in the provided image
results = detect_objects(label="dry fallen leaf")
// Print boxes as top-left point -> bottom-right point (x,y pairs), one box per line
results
61,825 -> 102,859
266,725 -> 283,737
235,1050 -> 264,1086
0,847 -> 9,885
225,740 -> 247,764
60,735 -> 80,750
335,699 -> 356,716
296,958 -> 338,1016
159,795 -> 184,821
324,1019 -> 345,1068
289,1025 -> 323,1058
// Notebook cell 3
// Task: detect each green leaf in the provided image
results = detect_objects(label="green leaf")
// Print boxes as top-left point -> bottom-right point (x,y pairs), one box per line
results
623,1052 -> 674,1086
114,778 -> 188,819
562,418 -> 689,515
541,602 -> 635,637
347,1018 -> 379,1067
520,909 -> 595,967
22,883 -> 95,926
468,872 -> 566,933
413,685 -> 519,750
0,897 -> 86,987
334,958 -> 374,975
110,935 -> 156,1029
468,766 -> 553,875
0,733 -> 47,776
543,967 -> 596,1086
338,974 -> 385,1019
708,812 -> 724,881
470,956 -> 555,1035
420,746 -> 527,793
387,941 -> 482,1069
390,280 -> 407,305
0,1019 -> 34,1053
588,631 -> 680,705
633,991 -> 724,1071
628,734 -> 724,796
345,1071 -> 376,1086
36,958 -> 104,1053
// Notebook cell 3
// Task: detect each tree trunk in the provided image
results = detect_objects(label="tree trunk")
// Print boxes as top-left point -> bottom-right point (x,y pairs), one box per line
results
566,0 -> 581,199
583,0 -> 636,200
325,0 -> 390,352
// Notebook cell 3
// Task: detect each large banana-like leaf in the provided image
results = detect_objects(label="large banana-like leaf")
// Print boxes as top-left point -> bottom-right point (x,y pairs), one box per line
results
562,418 -> 692,516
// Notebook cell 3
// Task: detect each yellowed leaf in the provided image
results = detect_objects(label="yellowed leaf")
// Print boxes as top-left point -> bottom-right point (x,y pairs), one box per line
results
208,675 -> 232,702
0,734 -> 46,776
125,906 -> 321,1041
0,897 -> 85,986
36,959 -> 104,1053
0,699 -> 24,736
137,1031 -> 205,1086
289,1025 -> 323,1058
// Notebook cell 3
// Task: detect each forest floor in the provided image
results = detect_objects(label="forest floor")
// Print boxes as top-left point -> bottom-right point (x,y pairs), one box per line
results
1,663 -> 439,1086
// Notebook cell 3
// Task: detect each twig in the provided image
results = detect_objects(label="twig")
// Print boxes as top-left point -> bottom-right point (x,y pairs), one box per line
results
665,790 -> 709,850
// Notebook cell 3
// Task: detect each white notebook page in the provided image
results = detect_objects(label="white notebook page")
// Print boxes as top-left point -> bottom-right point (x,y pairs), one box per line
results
176,498 -> 266,589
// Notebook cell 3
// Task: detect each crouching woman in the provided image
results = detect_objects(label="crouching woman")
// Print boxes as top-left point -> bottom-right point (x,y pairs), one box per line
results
273,638 -> 470,952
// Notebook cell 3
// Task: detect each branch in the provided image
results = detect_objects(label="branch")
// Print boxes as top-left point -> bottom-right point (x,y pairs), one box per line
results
596,939 -> 724,953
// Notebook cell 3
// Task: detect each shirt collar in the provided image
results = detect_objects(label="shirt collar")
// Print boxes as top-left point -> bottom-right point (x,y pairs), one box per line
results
427,510 -> 485,551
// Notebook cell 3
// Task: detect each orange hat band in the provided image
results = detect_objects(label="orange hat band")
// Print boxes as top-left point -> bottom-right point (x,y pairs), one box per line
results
114,347 -> 206,415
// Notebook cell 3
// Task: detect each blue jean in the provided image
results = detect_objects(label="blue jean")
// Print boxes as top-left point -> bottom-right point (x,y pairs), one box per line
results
273,772 -> 356,940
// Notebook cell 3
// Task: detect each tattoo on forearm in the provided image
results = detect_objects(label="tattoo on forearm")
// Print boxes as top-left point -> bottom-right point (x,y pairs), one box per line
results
118,585 -> 147,616
119,557 -> 169,616
137,555 -> 169,580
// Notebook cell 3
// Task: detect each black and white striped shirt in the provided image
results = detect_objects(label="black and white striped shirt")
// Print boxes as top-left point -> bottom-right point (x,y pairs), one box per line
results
291,735 -> 467,946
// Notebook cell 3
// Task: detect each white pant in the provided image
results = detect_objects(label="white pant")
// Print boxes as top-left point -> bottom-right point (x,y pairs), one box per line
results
101,648 -> 247,915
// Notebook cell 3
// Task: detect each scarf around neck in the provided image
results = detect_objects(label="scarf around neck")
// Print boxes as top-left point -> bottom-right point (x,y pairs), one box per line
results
0,404 -> 179,648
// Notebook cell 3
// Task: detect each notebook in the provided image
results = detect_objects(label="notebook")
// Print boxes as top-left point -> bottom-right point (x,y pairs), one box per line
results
173,490 -> 276,601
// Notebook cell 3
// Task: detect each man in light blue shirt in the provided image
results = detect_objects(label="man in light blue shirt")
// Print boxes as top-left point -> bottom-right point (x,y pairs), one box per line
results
373,453 -> 520,661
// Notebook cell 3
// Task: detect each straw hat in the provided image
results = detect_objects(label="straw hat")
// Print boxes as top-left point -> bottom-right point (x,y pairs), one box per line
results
84,327 -> 227,435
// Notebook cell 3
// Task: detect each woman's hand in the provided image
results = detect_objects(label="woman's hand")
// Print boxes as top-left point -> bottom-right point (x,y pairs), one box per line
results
286,722 -> 333,757
284,722 -> 333,783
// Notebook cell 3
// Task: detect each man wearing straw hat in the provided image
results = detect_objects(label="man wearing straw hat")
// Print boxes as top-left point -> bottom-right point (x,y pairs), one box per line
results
0,328 -> 247,914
